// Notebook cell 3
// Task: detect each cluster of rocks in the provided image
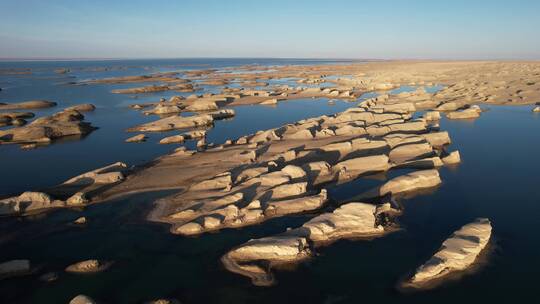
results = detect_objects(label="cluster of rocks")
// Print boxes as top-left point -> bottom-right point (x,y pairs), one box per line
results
222,202 -> 398,285
84,72 -> 185,84
112,83 -> 196,94
106,91 -> 492,289
127,109 -> 234,133
0,162 -> 127,215
159,102 -> 457,238
0,107 -> 97,148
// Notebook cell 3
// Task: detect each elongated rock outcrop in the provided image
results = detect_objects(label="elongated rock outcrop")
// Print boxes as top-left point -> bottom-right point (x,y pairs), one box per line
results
222,202 -> 397,285
0,109 -> 96,145
402,218 -> 492,289
358,169 -> 442,200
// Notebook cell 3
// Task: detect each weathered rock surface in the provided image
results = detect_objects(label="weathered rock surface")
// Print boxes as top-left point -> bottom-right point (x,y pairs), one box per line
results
222,202 -> 398,285
402,218 -> 492,289
69,295 -> 97,304
442,151 -> 461,165
446,108 -> 481,120
0,100 -> 56,110
125,134 -> 147,143
0,109 -> 96,145
359,170 -> 442,199
159,135 -> 185,144
0,192 -> 64,215
65,104 -> 96,112
65,259 -> 110,273
127,114 -> 213,132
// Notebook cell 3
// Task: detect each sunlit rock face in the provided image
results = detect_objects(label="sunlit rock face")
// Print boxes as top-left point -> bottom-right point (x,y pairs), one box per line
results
403,218 -> 492,289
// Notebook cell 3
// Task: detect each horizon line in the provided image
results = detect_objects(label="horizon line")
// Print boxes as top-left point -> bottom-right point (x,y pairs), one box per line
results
0,56 -> 539,63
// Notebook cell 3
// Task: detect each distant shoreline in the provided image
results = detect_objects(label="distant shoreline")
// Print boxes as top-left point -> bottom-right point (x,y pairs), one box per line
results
0,57 -> 377,63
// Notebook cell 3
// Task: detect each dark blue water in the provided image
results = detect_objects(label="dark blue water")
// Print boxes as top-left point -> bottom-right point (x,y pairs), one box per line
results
1,59 -> 539,303
0,59 -> 358,195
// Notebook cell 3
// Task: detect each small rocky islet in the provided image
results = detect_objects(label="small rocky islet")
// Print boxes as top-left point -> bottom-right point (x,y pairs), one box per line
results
2,60 -> 540,301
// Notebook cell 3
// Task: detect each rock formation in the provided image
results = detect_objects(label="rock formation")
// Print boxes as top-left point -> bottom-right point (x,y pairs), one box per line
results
222,202 -> 398,285
402,218 -> 492,289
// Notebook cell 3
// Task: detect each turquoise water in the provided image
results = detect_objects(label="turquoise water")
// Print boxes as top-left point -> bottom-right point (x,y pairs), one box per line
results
1,59 -> 539,303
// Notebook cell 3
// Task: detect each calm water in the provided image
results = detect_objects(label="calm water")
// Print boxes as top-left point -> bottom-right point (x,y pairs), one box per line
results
1,59 -> 539,303
0,58 -> 359,195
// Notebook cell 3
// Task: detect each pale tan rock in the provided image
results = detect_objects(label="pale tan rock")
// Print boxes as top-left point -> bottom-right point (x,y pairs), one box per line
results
234,167 -> 268,183
65,259 -> 108,273
442,151 -> 461,165
226,236 -> 309,263
159,135 -> 185,144
378,170 -> 441,196
74,217 -> 87,224
303,202 -> 385,242
93,172 -> 124,184
125,134 -> 147,143
67,192 -> 88,205
389,142 -> 434,164
267,182 -> 307,200
423,111 -> 441,121
0,100 -> 56,110
436,102 -> 462,111
65,104 -> 96,112
404,218 -> 492,288
532,106 -> 540,112
62,162 -> 127,186
260,98 -> 278,105
265,190 -> 327,216
127,114 -> 213,132
421,131 -> 451,146
202,216 -> 222,229
175,222 -> 203,235
69,295 -> 96,304
185,100 -> 219,111
191,173 -> 232,191
446,108 -> 480,120
0,191 -> 64,215
333,155 -> 390,179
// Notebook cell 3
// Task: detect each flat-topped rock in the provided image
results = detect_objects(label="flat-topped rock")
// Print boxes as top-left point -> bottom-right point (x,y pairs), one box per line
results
446,108 -> 481,120
302,202 -> 389,242
65,259 -> 110,273
0,109 -> 96,145
159,135 -> 185,144
442,151 -> 461,165
65,104 -> 96,112
358,170 -> 441,200
125,134 -> 147,143
0,100 -> 56,110
402,218 -> 492,289
127,114 -> 213,132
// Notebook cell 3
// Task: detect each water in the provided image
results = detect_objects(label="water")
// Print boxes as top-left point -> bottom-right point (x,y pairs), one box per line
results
0,58 -> 358,195
1,60 -> 539,303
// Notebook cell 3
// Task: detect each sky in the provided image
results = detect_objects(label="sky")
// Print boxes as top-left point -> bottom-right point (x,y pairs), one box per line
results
1,0 -> 540,60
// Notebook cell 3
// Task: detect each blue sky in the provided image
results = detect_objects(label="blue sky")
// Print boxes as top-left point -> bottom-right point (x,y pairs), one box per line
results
1,0 -> 539,59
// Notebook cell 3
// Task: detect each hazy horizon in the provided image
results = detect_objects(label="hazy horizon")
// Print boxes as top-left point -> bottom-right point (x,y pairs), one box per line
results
1,0 -> 540,60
